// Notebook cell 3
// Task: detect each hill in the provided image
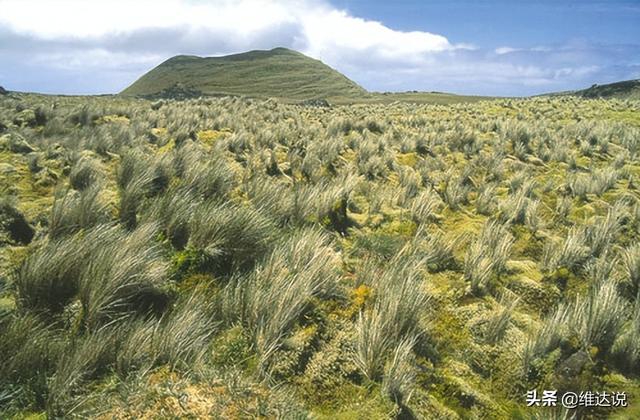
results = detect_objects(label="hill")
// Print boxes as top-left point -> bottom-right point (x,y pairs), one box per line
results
576,79 -> 640,100
121,47 -> 367,101
547,79 -> 640,100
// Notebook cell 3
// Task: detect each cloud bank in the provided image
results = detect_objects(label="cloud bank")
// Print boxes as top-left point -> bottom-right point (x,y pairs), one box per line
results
0,0 -> 638,96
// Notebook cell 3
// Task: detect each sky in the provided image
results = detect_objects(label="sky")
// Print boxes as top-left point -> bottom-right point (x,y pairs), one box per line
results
0,0 -> 638,96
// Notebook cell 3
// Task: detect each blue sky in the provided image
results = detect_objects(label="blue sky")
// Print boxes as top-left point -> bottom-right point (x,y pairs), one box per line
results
0,0 -> 638,96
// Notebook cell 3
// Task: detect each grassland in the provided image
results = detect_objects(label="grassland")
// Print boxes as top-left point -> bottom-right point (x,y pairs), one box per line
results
1,91 -> 639,419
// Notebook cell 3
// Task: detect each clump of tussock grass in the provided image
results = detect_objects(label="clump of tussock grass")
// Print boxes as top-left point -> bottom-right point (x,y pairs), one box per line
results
442,175 -> 470,211
48,186 -> 110,239
475,184 -> 497,216
116,293 -> 217,375
571,278 -> 627,353
14,226 -> 115,313
46,327 -> 119,417
582,202 -> 625,258
484,292 -> 519,345
187,200 -> 276,273
409,188 -> 443,225
621,243 -> 640,300
117,150 -> 159,229
500,180 -> 539,226
16,224 -> 163,325
223,228 -> 340,373
397,166 -> 421,205
0,314 -> 63,409
411,227 -> 456,271
143,187 -> 196,250
181,152 -> 236,200
524,278 -> 628,374
69,156 -> 103,191
243,176 -> 294,224
381,335 -> 418,407
353,250 -> 428,380
78,223 -> 170,330
463,220 -> 514,295
542,227 -> 590,274
612,301 -> 640,373
554,196 -> 573,224
567,168 -> 619,199
523,303 -> 571,375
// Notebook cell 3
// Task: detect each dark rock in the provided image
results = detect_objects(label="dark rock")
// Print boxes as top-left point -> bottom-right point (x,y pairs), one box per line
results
0,86 -> 7,95
556,349 -> 590,379
0,200 -> 34,245
300,98 -> 331,107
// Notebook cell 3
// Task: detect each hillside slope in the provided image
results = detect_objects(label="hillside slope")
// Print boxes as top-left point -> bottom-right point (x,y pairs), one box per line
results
121,48 -> 366,100
547,79 -> 640,100
576,79 -> 640,100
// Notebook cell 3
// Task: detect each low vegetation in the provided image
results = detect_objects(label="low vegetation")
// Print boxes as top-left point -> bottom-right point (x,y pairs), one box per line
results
0,90 -> 639,418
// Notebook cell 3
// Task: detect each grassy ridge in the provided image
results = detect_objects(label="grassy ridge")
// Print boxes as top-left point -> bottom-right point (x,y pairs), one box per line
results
121,47 -> 367,100
546,79 -> 640,101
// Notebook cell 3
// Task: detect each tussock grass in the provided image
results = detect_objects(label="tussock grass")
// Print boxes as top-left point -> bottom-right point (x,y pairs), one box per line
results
78,223 -> 169,330
49,186 -> 110,238
69,156 -> 103,191
464,220 -> 514,295
223,228 -> 340,373
354,250 -> 428,380
2,92 -> 640,418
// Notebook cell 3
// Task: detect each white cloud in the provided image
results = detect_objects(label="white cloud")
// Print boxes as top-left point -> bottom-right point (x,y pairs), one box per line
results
0,0 -> 637,96
0,0 -> 452,57
495,47 -> 520,55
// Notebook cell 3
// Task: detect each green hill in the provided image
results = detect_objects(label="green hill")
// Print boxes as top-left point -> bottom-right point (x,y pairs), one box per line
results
121,47 -> 367,101
576,79 -> 640,100
547,79 -> 640,100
